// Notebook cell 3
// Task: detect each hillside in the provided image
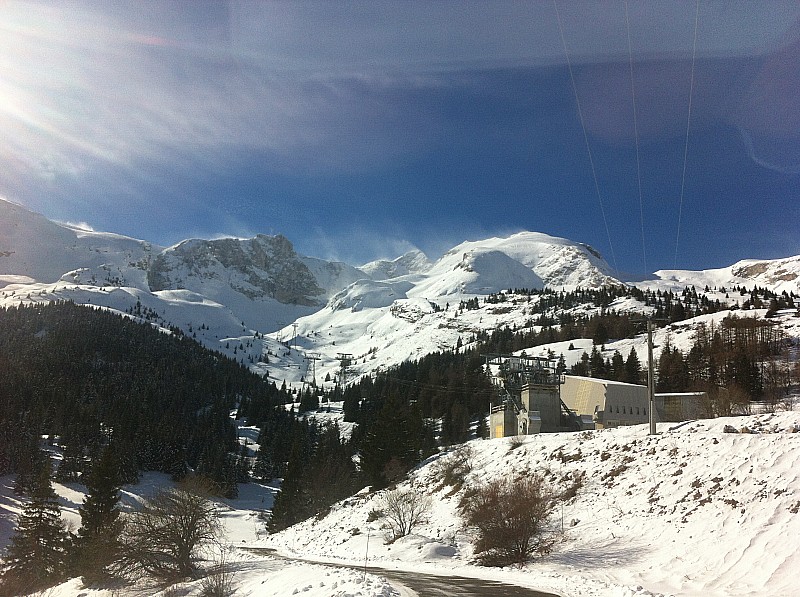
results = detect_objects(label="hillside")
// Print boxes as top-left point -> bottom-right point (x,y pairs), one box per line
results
2,200 -> 800,596
2,198 -> 799,416
644,256 -> 800,296
262,412 -> 800,597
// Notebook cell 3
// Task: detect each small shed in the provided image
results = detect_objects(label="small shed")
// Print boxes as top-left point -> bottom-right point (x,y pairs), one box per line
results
654,392 -> 709,421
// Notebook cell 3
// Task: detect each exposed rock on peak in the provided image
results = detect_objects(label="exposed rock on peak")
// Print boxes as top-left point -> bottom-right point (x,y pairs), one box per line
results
148,235 -> 325,306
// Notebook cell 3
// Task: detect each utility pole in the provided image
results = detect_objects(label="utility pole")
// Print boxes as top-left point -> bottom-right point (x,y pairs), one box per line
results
647,319 -> 656,435
291,323 -> 298,351
633,316 -> 666,436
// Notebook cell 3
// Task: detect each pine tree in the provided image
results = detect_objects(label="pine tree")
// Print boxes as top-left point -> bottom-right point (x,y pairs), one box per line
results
589,346 -> 606,378
75,444 -> 123,581
359,396 -> 417,489
298,388 -> 319,413
12,430 -> 44,496
268,430 -> 310,532
624,347 -> 642,385
1,456 -> 71,595
610,350 -> 625,381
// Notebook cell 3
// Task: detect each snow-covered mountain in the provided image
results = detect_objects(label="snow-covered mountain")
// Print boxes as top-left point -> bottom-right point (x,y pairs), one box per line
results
645,255 -> 800,296
3,197 -> 799,388
439,232 -> 618,289
145,235 -> 368,331
360,249 -> 432,280
0,197 -> 159,289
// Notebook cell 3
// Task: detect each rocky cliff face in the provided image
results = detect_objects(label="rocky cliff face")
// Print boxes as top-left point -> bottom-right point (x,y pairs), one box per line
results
148,235 -> 326,306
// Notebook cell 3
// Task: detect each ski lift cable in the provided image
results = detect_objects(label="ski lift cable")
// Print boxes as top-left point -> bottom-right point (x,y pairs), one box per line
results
553,0 -> 620,279
624,0 -> 647,275
674,0 -> 700,269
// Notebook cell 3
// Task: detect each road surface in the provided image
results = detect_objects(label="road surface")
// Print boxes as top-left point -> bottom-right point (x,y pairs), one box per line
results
243,548 -> 560,597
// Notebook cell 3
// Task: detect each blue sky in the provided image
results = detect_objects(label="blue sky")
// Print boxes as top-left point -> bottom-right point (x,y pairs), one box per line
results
1,1 -> 799,278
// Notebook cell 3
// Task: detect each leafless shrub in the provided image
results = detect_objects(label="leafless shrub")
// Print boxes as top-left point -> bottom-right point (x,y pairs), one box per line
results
376,489 -> 432,544
116,479 -> 221,582
431,444 -> 474,490
507,436 -> 525,451
200,546 -> 236,597
460,475 -> 556,567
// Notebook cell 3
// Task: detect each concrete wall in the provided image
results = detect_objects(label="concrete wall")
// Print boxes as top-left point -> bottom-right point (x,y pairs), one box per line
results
522,384 -> 561,431
489,408 -> 517,438
561,375 -> 650,429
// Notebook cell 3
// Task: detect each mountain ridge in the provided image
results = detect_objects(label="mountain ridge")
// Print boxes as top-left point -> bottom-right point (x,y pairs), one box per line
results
2,198 -> 799,388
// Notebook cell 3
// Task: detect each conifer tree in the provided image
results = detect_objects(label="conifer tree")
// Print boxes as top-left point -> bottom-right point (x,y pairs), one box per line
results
75,444 -> 123,581
268,429 -> 311,532
610,350 -> 625,381
624,347 -> 642,385
12,430 -> 45,496
1,456 -> 71,595
359,396 -> 417,489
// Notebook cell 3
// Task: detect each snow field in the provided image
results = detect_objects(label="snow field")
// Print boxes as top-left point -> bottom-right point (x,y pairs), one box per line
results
262,412 -> 800,597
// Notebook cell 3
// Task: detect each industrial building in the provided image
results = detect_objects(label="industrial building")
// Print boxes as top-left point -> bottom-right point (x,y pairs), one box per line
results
488,361 -> 710,437
560,375 -> 709,429
487,354 -> 586,438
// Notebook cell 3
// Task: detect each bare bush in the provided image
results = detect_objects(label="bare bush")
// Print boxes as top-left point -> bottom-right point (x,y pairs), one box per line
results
116,480 -> 221,581
508,435 -> 525,451
200,546 -> 236,597
431,444 -> 474,490
376,489 -> 432,544
460,475 -> 556,567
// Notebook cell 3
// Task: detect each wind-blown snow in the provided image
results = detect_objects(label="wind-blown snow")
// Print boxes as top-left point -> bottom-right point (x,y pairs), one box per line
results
360,250 -> 433,281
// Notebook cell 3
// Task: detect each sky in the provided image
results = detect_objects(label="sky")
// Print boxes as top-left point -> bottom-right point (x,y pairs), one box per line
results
1,1 -> 799,279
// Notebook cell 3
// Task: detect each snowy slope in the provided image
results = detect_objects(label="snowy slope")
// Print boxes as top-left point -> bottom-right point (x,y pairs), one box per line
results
645,255 -> 800,295
0,197 -> 158,289
360,249 -> 433,280
10,412 -> 800,597
433,232 -> 618,290
410,248 -> 545,297
0,472 -> 400,597
263,411 -> 800,597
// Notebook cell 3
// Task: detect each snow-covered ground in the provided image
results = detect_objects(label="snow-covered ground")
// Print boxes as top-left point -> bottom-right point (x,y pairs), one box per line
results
261,412 -> 800,597
2,410 -> 800,596
1,473 -> 400,597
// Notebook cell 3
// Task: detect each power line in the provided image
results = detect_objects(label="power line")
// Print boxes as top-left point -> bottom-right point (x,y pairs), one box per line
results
368,372 -> 499,397
553,0 -> 619,279
674,0 -> 700,269
624,0 -> 647,275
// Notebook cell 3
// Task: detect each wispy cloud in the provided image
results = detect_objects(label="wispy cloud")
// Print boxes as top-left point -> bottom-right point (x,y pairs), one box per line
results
3,0 -> 797,192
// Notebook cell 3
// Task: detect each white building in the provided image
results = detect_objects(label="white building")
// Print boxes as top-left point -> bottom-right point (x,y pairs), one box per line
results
560,375 -> 709,428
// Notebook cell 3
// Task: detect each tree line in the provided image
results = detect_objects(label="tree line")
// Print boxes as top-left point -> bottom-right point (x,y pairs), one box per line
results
0,301 -> 290,496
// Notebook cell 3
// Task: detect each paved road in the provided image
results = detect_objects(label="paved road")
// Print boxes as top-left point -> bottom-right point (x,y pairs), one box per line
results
363,566 -> 559,596
244,548 -> 559,597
